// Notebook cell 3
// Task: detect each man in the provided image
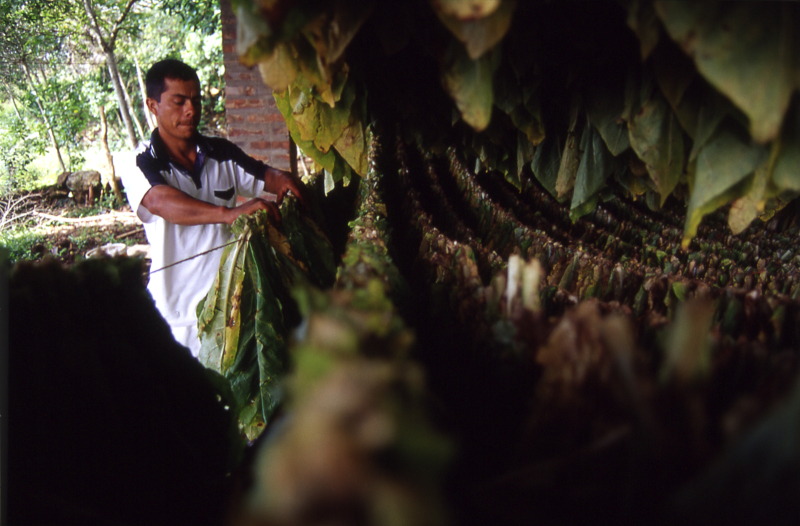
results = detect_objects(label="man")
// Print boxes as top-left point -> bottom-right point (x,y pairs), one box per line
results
121,58 -> 304,357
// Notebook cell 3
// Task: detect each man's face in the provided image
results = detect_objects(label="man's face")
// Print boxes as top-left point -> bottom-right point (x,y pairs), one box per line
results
147,77 -> 202,142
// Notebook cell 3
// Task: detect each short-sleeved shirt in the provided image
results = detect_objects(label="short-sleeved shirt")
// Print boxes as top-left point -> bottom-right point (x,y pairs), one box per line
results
121,129 -> 267,328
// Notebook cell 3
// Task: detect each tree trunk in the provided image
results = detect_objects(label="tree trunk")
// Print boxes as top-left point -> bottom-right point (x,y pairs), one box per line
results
5,86 -> 22,120
134,56 -> 156,132
106,50 -> 139,150
100,105 -> 124,203
120,73 -> 146,140
20,63 -> 66,173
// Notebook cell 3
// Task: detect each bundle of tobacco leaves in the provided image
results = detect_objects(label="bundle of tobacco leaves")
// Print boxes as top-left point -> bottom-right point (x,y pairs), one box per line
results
197,195 -> 336,440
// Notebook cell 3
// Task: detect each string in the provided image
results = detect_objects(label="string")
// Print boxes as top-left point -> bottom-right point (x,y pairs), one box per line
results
148,238 -> 241,274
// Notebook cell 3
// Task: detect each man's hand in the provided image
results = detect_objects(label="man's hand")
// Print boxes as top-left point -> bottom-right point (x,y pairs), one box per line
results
228,197 -> 280,226
263,167 -> 307,209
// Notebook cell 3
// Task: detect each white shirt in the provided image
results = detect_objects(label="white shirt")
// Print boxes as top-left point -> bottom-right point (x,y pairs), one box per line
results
121,130 -> 266,329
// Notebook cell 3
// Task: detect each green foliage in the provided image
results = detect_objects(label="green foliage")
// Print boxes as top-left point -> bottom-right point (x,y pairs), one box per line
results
0,226 -> 46,263
0,107 -> 46,192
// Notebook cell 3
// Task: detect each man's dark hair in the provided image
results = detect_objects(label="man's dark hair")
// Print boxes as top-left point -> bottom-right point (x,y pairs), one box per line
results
145,59 -> 200,102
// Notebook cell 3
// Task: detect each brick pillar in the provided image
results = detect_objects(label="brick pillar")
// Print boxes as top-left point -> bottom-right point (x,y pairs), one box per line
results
221,0 -> 291,171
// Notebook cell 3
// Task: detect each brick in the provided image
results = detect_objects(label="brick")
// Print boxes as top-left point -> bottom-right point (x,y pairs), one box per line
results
228,128 -> 263,137
246,113 -> 284,123
226,114 -> 244,123
225,86 -> 242,96
244,86 -> 257,96
227,99 -> 266,109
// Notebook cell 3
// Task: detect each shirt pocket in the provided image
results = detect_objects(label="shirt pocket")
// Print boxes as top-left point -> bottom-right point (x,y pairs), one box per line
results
214,187 -> 235,201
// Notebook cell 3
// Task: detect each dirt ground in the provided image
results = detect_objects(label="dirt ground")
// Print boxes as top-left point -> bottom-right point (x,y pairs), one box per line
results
34,208 -> 148,265
4,188 -> 149,266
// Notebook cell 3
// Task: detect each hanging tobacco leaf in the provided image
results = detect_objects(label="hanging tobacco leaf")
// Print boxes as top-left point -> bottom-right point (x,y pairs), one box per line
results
570,123 -> 616,221
274,87 -> 337,173
626,68 -> 686,206
433,0 -> 516,60
441,39 -> 501,132
256,42 -> 299,93
531,134 -> 563,200
682,118 -> 767,246
585,61 -> 631,156
655,1 -> 798,143
197,198 -> 335,439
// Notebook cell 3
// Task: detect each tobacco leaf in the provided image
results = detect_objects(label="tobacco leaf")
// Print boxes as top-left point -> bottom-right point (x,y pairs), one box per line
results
274,88 -> 337,172
627,69 -> 685,205
585,61 -> 630,156
625,0 -> 662,59
682,118 -> 767,246
770,100 -> 800,193
441,40 -> 501,131
434,0 -> 516,60
655,1 -> 797,143
198,199 -> 335,439
300,2 -> 373,69
571,123 -> 615,220
532,133 -> 563,201
257,42 -> 299,93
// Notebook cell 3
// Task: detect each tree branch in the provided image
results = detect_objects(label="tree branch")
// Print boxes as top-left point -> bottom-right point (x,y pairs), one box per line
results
82,0 -> 107,50
110,0 -> 138,46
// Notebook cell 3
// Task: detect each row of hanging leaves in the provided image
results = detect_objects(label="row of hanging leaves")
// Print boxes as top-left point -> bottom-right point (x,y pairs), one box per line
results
233,0 -> 800,246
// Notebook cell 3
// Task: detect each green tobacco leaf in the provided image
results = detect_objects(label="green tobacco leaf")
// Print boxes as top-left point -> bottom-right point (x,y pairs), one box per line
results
555,129 -> 581,198
532,134 -> 563,200
198,202 -> 335,437
300,2 -> 373,69
274,88 -> 336,172
687,88 -> 734,162
555,103 -> 587,200
434,0 -> 516,60
315,78 -> 357,154
625,0 -> 662,59
627,72 -> 685,205
682,118 -> 767,246
198,232 -> 250,372
331,95 -> 368,177
728,159 -> 770,235
290,87 -> 322,145
730,103 -> 800,232
651,41 -> 700,139
585,63 -> 630,156
256,42 -> 299,93
571,123 -> 615,220
771,101 -> 800,193
234,0 -> 323,67
510,103 -> 545,147
655,1 -> 796,143
441,40 -> 500,131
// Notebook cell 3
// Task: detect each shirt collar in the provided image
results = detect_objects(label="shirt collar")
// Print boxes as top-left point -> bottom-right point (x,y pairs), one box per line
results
149,129 -> 213,189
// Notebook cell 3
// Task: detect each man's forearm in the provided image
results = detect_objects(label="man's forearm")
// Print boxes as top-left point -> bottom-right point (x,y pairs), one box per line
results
141,185 -> 233,225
